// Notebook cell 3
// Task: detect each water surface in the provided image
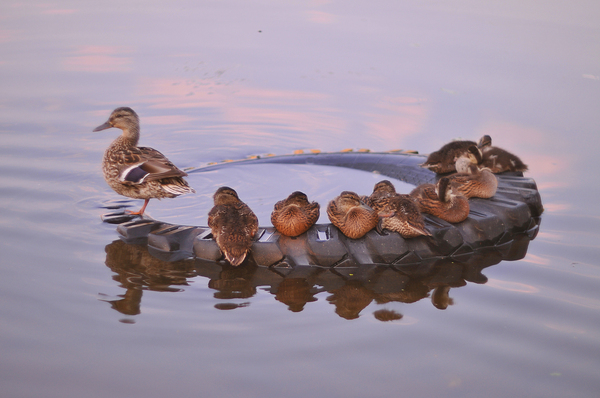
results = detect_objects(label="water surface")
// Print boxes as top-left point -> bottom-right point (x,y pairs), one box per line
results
1,1 -> 600,397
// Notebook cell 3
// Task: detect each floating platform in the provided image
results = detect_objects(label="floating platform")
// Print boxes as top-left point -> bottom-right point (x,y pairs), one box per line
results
104,151 -> 543,268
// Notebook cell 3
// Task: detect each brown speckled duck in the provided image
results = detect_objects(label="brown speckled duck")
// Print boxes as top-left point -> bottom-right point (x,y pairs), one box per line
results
477,135 -> 528,173
363,180 -> 398,211
375,194 -> 431,238
421,136 -> 491,174
327,191 -> 378,239
410,177 -> 469,223
93,107 -> 195,215
208,186 -> 259,266
271,191 -> 320,237
365,180 -> 430,238
447,153 -> 498,199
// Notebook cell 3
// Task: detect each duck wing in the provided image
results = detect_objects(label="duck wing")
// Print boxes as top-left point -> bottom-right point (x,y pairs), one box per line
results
110,146 -> 188,184
237,202 -> 259,238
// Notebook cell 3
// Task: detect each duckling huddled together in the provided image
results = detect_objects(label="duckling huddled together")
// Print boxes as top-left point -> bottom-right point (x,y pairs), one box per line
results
421,135 -> 528,174
94,108 -> 528,267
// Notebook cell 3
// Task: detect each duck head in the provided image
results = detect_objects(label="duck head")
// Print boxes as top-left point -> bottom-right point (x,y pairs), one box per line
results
94,107 -> 139,132
213,186 -> 240,205
372,180 -> 396,195
285,191 -> 310,206
478,135 -> 492,148
93,107 -> 140,143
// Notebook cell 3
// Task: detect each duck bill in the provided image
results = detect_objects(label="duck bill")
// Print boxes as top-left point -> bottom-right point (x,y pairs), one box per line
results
93,121 -> 112,132
377,211 -> 395,218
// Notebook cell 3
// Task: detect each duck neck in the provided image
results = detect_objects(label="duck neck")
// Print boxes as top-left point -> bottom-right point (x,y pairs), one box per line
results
122,123 -> 140,146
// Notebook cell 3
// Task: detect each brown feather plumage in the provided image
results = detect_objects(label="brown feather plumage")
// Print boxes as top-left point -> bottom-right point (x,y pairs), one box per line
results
327,191 -> 378,239
94,107 -> 194,215
376,194 -> 431,238
410,177 -> 469,223
271,191 -> 320,237
421,137 -> 491,174
364,180 -> 430,238
447,157 -> 498,199
208,187 -> 258,266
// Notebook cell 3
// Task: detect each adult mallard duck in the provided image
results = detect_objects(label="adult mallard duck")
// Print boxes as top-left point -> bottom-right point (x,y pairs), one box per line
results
410,177 -> 469,223
271,191 -> 320,237
477,135 -> 528,173
208,186 -> 259,266
448,153 -> 498,199
93,107 -> 195,215
327,191 -> 378,239
421,136 -> 491,174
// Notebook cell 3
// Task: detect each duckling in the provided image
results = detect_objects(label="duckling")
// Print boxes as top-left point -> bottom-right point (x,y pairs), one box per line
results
271,191 -> 320,237
93,107 -> 195,216
208,187 -> 259,266
477,135 -> 528,173
327,191 -> 379,239
376,195 -> 432,238
447,154 -> 498,199
363,179 -> 430,237
410,177 -> 469,223
421,136 -> 491,174
363,180 -> 398,212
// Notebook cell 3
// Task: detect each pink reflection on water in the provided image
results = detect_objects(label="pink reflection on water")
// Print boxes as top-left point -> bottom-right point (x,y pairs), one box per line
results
137,78 -> 348,141
136,77 -> 431,150
477,120 -> 571,178
42,8 -> 76,15
307,10 -> 337,24
521,253 -> 551,266
63,46 -> 133,73
144,115 -> 198,126
364,96 -> 429,147
539,202 -> 571,213
0,30 -> 12,43
487,278 -> 540,293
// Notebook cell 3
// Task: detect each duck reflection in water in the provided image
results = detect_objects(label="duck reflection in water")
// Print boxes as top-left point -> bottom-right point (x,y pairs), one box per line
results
101,240 -> 198,317
274,278 -> 318,312
100,235 -> 529,320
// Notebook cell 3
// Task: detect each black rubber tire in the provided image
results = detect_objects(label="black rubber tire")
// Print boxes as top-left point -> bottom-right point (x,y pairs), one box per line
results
108,151 -> 543,268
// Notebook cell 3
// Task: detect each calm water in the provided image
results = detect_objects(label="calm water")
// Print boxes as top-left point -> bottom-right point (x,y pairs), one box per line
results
1,1 -> 600,397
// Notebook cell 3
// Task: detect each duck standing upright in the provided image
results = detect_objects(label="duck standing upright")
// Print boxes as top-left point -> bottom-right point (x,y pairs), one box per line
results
208,187 -> 259,266
327,191 -> 378,239
271,191 -> 320,237
93,107 -> 195,216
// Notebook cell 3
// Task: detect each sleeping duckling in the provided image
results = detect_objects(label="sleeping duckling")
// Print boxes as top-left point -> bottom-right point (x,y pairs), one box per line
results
363,179 -> 430,238
208,186 -> 259,266
421,137 -> 490,174
410,177 -> 469,223
271,191 -> 320,237
477,135 -> 528,173
363,180 -> 398,212
447,154 -> 498,199
376,195 -> 432,238
327,191 -> 379,239
93,107 -> 195,215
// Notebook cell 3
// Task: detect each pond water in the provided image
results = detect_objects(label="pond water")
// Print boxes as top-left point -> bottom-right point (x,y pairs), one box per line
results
1,1 -> 600,397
